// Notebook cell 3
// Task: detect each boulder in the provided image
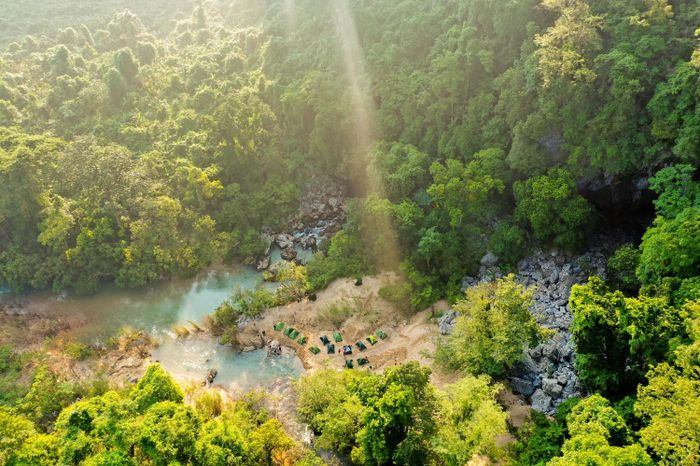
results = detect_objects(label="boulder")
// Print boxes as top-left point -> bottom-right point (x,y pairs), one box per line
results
480,252 -> 499,267
275,233 -> 295,250
438,310 -> 459,335
206,369 -> 218,384
542,377 -> 563,398
268,340 -> 282,355
256,256 -> 271,271
531,389 -> 553,413
280,247 -> 297,261
510,377 -> 535,397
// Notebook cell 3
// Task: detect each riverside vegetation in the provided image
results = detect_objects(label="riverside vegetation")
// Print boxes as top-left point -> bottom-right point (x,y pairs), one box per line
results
1,1 -> 700,465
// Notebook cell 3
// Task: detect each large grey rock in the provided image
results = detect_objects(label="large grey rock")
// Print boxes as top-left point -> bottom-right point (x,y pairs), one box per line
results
438,310 -> 459,335
531,389 -> 553,413
280,247 -> 297,261
542,378 -> 563,398
480,252 -> 499,267
268,340 -> 282,355
511,377 -> 535,396
275,233 -> 295,250
256,256 -> 271,271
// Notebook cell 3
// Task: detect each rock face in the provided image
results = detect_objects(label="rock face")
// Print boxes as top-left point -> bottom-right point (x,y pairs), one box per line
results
268,340 -> 282,356
456,243 -> 613,414
438,310 -> 459,335
206,368 -> 218,385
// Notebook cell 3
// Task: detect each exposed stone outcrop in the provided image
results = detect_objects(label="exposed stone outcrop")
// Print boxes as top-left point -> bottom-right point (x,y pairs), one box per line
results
256,177 -> 347,267
449,243 -> 616,414
268,339 -> 282,356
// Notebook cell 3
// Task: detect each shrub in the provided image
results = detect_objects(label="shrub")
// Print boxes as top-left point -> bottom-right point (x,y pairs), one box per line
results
606,244 -> 641,295
489,221 -> 528,266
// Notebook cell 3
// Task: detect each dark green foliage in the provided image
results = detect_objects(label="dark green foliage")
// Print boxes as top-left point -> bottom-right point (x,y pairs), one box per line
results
0,346 -> 30,406
607,244 -> 641,295
514,169 -> 595,252
306,203 -> 377,291
571,277 -> 691,397
489,221 -> 528,266
513,411 -> 565,466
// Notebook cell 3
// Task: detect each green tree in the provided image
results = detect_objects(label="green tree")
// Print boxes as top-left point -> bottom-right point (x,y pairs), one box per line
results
432,375 -> 508,464
132,363 -> 183,413
549,394 -> 653,466
437,275 -> 544,377
514,169 -> 595,252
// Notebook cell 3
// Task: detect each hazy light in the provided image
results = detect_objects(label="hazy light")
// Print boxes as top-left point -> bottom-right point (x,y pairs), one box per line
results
284,0 -> 296,33
333,0 -> 400,269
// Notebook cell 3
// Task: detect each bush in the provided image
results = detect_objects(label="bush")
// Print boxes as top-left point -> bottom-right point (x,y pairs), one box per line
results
606,244 -> 640,295
0,345 -> 31,406
64,341 -> 94,361
489,221 -> 528,266
317,303 -> 354,329
378,282 -> 412,310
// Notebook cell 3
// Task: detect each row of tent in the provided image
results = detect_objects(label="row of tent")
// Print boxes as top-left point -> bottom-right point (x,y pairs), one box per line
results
274,322 -> 308,345
345,358 -> 370,369
309,330 -> 387,356
274,321 -> 388,362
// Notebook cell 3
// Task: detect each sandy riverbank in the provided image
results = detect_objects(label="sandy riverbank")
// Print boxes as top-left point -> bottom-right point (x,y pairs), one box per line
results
236,272 -> 452,380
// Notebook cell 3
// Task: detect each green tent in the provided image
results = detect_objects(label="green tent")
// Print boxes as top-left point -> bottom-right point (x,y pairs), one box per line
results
357,358 -> 369,366
327,344 -> 335,354
289,329 -> 300,339
333,332 -> 343,342
309,346 -> 321,355
356,341 -> 367,351
366,335 -> 378,345
345,359 -> 354,369
376,330 -> 387,340
297,336 -> 308,345
274,322 -> 285,331
320,335 -> 330,345
283,327 -> 293,337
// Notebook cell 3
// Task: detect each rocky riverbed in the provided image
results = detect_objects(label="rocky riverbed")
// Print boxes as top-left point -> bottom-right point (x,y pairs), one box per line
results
256,178 -> 346,270
439,240 -> 619,414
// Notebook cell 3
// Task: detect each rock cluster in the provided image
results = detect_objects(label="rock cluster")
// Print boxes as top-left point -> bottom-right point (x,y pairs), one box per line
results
256,178 -> 346,270
268,339 -> 282,356
446,246 -> 609,414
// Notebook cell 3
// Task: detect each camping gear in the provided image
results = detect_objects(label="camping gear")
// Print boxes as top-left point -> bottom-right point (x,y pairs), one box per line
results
327,344 -> 335,354
357,358 -> 369,366
356,341 -> 367,351
366,335 -> 378,345
345,359 -> 354,369
343,345 -> 353,355
320,335 -> 330,345
333,332 -> 343,342
274,322 -> 285,331
355,277 -> 363,286
297,336 -> 308,345
376,330 -> 387,340
309,346 -> 321,355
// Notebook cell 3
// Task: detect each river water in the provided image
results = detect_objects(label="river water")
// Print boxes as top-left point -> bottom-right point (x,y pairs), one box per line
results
2,246 -> 310,390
